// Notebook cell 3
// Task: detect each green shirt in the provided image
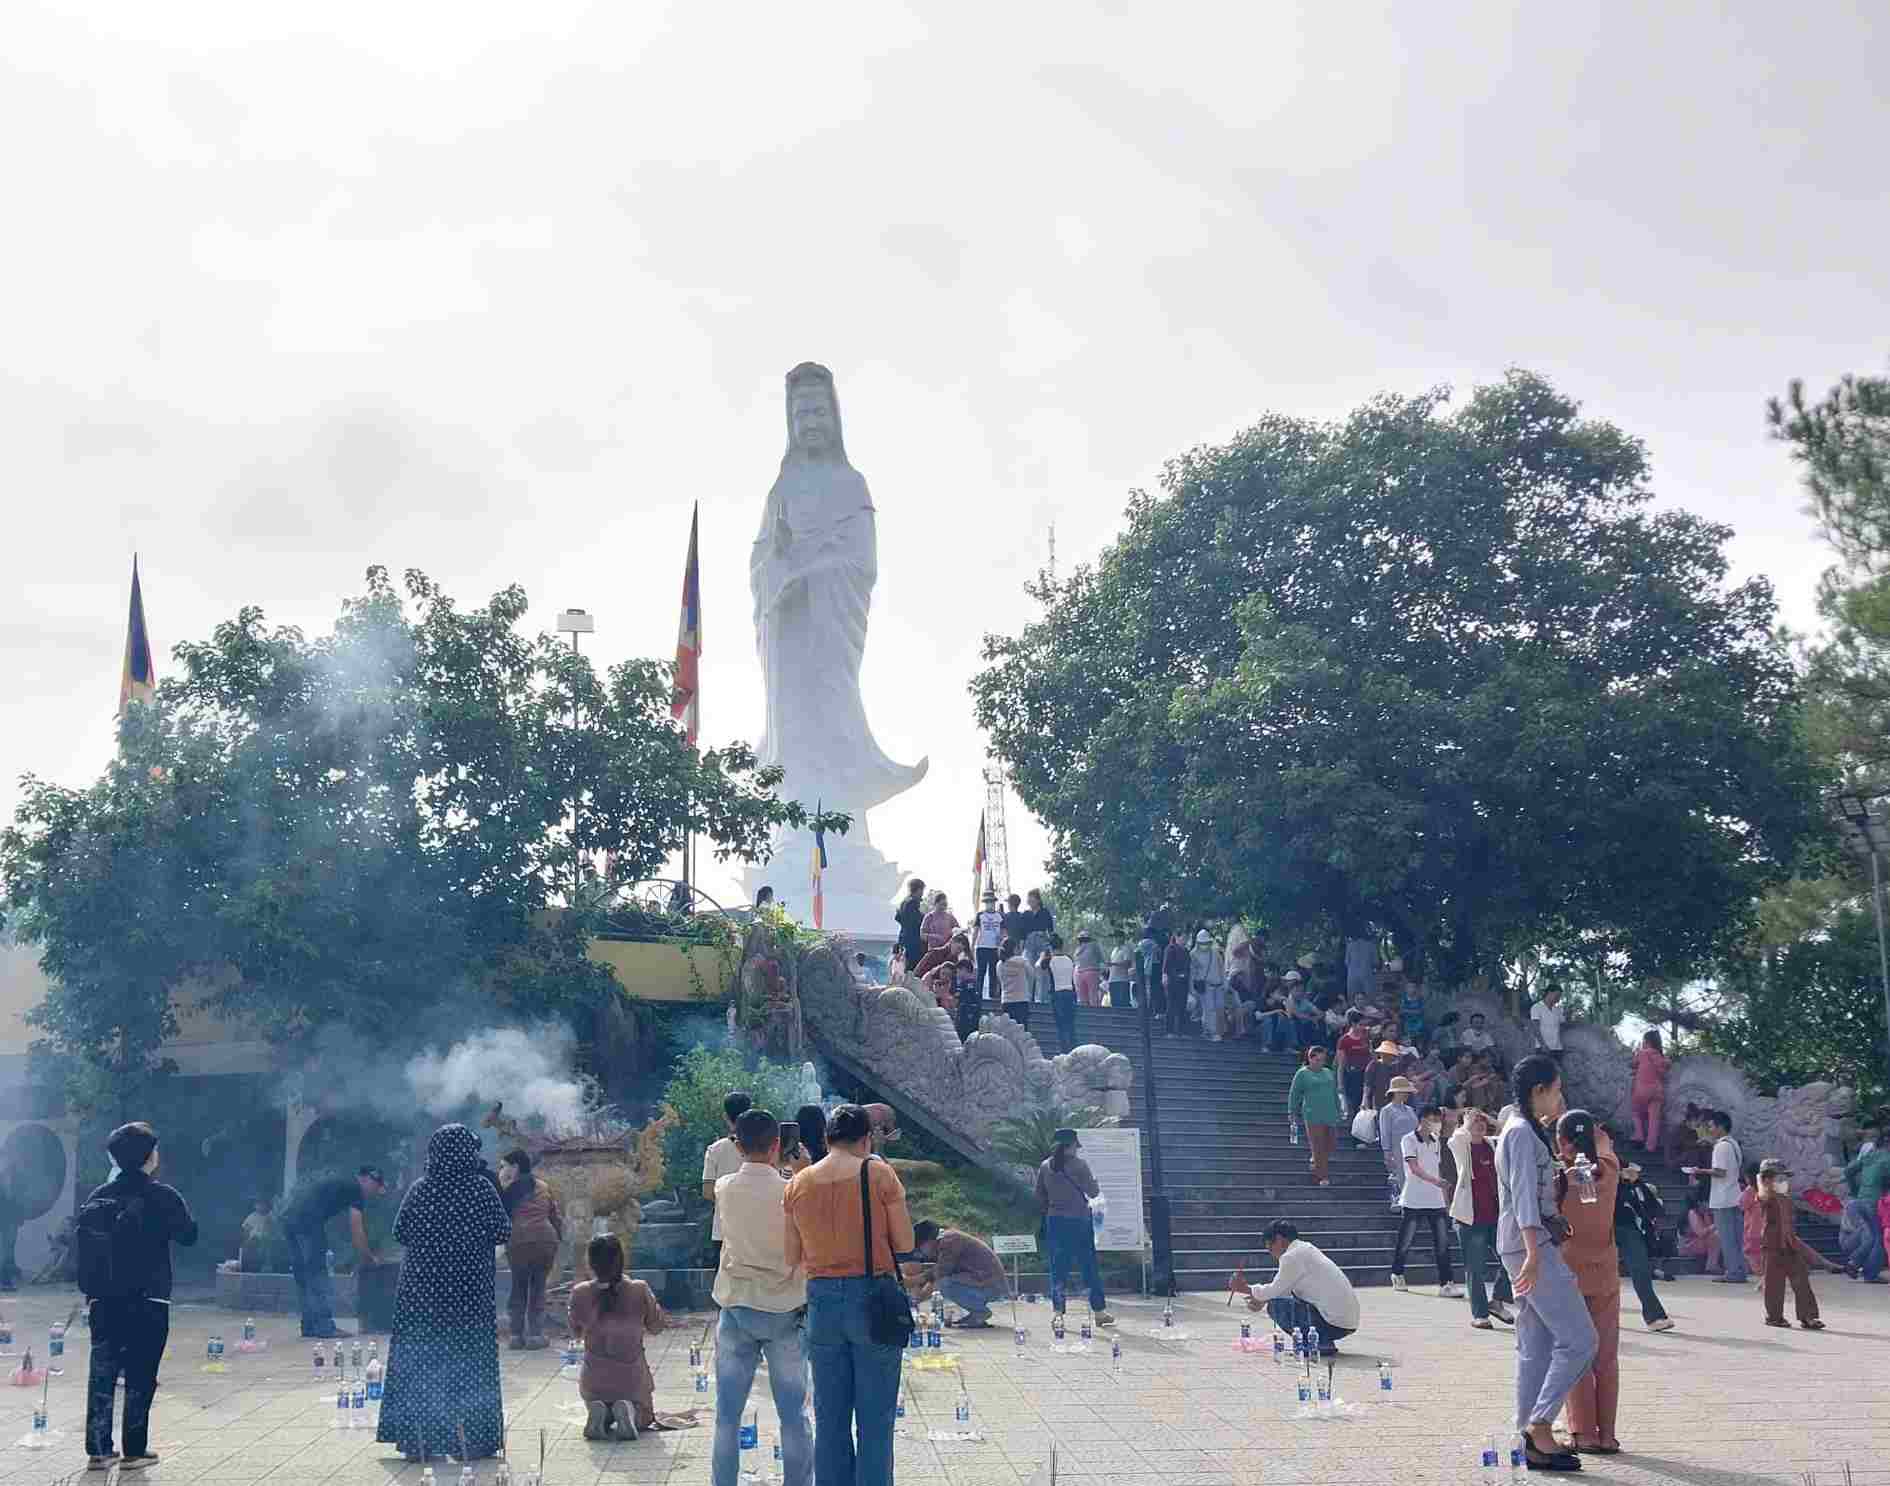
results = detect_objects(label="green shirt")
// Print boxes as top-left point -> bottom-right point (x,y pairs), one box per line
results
1288,1065 -> 1343,1128
1844,1148 -> 1890,1205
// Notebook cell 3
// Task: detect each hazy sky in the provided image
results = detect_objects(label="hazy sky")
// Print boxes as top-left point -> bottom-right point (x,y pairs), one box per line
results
4,2 -> 1888,922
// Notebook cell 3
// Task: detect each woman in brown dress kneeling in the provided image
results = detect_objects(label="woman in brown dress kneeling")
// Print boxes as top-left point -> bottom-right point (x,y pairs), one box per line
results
569,1233 -> 668,1441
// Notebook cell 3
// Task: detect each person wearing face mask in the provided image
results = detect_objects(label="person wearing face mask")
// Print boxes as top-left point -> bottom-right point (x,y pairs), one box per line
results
1497,1057 -> 1596,1472
1754,1158 -> 1840,1329
1390,1104 -> 1461,1296
78,1122 -> 200,1473
1448,1109 -> 1515,1328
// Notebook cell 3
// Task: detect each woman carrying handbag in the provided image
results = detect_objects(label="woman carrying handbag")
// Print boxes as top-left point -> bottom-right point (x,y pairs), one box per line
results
784,1105 -> 915,1486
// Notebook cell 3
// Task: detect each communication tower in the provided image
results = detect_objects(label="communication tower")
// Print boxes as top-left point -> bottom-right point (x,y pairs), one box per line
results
982,763 -> 1012,903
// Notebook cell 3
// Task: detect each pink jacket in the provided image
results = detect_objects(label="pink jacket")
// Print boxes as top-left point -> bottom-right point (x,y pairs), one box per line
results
1630,1047 -> 1670,1101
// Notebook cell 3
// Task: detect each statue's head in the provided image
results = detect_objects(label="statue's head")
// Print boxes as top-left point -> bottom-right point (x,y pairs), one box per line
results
784,361 -> 845,461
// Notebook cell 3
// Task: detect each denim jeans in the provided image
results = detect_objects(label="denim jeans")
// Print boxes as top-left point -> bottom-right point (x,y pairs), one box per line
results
1712,1204 -> 1749,1282
1044,1215 -> 1105,1313
805,1277 -> 902,1486
937,1278 -> 1007,1321
1053,991 -> 1077,1052
1842,1200 -> 1885,1278
1614,1220 -> 1668,1322
285,1226 -> 337,1335
1260,1013 -> 1291,1052
1391,1207 -> 1454,1283
713,1306 -> 812,1486
1264,1295 -> 1353,1351
1457,1221 -> 1513,1319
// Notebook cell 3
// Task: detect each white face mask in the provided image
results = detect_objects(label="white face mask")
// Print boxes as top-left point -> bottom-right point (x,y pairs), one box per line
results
1774,1180 -> 1792,1197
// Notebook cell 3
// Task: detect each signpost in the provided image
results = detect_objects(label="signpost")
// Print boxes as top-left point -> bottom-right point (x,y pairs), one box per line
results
991,1233 -> 1037,1316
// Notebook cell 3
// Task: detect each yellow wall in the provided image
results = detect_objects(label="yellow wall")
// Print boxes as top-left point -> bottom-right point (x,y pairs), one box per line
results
585,940 -> 736,1003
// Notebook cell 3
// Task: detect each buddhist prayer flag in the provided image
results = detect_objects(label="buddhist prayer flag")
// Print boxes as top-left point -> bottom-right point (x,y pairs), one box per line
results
810,804 -> 828,930
671,504 -> 702,744
119,555 -> 156,714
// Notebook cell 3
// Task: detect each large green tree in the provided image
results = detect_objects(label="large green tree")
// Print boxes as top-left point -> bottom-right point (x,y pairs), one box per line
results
974,372 -> 1821,987
2,567 -> 838,1104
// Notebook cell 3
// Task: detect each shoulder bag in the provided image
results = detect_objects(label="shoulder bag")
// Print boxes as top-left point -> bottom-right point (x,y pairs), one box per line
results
859,1160 -> 915,1347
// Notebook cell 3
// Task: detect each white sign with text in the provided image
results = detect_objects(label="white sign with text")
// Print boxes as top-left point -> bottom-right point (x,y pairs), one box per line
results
1075,1126 -> 1146,1251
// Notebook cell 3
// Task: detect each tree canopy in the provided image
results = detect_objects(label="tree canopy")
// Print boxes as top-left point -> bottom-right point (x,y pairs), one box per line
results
2,567 -> 836,1103
973,371 -> 1822,987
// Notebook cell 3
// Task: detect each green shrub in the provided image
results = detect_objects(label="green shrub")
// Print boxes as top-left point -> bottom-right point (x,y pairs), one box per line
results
659,1046 -> 807,1208
987,1104 -> 1117,1168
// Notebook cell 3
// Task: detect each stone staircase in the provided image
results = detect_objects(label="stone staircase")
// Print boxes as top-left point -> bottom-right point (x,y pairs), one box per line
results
1061,1003 -> 1847,1292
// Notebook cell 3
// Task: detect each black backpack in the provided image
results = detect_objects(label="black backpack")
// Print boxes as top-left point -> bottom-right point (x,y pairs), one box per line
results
75,1190 -> 148,1300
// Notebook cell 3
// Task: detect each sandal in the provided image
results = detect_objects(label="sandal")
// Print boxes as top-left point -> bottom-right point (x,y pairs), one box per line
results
1523,1442 -> 1582,1472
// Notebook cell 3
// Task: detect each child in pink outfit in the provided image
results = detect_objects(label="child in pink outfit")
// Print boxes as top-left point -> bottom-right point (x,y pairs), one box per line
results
1629,1030 -> 1671,1149
1740,1178 -> 1766,1278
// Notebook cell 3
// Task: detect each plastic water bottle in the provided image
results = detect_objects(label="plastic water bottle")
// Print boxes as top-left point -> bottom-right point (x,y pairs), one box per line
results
1295,1368 -> 1312,1406
1378,1359 -> 1393,1393
460,1468 -> 475,1486
1238,1318 -> 1251,1343
420,1468 -> 436,1486
1306,1326 -> 1322,1357
242,1318 -> 256,1344
689,1342 -> 703,1373
739,1408 -> 759,1481
352,1372 -> 367,1425
926,1315 -> 942,1348
352,1338 -> 364,1371
366,1353 -> 384,1400
47,1323 -> 65,1375
335,1377 -> 350,1426
1290,1118 -> 1301,1146
1508,1439 -> 1526,1482
1090,1194 -> 1107,1238
1052,1311 -> 1065,1342
1272,1328 -> 1285,1363
0,1317 -> 11,1346
895,1384 -> 908,1423
770,1440 -> 785,1484
694,1355 -> 711,1395
495,1465 -> 512,1486
1571,1155 -> 1599,1205
1315,1367 -> 1332,1406
1481,1434 -> 1500,1485
1291,1325 -> 1305,1359
1161,1298 -> 1174,1329
906,1323 -> 924,1353
1079,1310 -> 1093,1344
560,1338 -> 583,1380
930,1293 -> 945,1325
954,1392 -> 973,1432
30,1403 -> 46,1439
1013,1324 -> 1027,1358
314,1341 -> 326,1372
1111,1336 -> 1122,1379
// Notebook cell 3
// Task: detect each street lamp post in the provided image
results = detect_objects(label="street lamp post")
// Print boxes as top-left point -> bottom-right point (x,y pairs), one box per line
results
1833,793 -> 1890,1097
1139,960 -> 1174,1295
557,608 -> 595,896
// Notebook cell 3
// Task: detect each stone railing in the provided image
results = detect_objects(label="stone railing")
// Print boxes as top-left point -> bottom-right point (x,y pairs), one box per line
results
1439,986 -> 1855,1194
789,935 -> 1133,1162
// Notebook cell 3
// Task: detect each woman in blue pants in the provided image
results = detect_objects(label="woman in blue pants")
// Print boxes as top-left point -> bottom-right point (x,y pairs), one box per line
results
1034,1129 -> 1116,1327
1497,1056 -> 1596,1472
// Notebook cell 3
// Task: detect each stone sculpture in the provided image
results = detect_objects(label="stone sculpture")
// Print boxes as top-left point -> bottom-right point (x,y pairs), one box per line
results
745,362 -> 927,929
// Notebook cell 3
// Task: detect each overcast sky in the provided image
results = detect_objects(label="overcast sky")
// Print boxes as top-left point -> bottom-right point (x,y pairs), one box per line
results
4,2 -> 1888,922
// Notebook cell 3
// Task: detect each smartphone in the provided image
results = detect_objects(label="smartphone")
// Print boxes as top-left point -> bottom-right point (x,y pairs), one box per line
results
779,1122 -> 802,1157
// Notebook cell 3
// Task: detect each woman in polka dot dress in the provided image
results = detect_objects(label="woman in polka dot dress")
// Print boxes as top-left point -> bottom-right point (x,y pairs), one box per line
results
377,1123 -> 511,1461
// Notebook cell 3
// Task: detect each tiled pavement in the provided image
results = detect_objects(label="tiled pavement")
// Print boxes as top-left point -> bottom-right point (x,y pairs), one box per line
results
0,1278 -> 1883,1486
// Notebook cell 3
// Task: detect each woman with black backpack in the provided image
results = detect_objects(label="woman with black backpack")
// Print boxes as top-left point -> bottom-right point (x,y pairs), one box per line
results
1613,1155 -> 1675,1331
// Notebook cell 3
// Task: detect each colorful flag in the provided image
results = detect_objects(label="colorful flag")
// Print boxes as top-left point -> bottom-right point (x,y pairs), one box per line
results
810,804 -> 828,930
671,503 -> 702,744
119,555 -> 156,714
971,812 -> 987,907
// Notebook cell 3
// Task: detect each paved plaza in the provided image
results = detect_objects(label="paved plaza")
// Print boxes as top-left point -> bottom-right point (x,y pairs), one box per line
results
0,1281 -> 1882,1486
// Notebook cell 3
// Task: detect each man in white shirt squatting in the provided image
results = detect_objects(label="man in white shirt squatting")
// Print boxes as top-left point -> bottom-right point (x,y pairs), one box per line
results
1243,1220 -> 1361,1358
